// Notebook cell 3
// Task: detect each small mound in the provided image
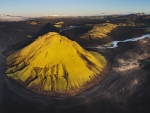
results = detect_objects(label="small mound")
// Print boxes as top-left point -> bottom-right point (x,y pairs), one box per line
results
55,21 -> 64,25
54,21 -> 64,28
6,32 -> 107,96
26,35 -> 33,38
28,21 -> 38,25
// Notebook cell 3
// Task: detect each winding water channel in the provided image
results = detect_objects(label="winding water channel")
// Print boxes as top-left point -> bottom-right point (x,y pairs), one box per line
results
85,34 -> 150,49
60,25 -> 150,49
59,25 -> 81,33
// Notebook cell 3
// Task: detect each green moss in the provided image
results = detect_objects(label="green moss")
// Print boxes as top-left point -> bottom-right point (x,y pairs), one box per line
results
80,23 -> 117,39
6,32 -> 107,96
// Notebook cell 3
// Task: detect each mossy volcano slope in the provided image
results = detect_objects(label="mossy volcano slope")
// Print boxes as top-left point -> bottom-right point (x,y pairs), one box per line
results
80,23 -> 117,39
6,32 -> 107,96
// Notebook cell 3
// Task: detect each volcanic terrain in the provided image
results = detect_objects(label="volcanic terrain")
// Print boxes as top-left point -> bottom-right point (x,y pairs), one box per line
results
0,14 -> 150,113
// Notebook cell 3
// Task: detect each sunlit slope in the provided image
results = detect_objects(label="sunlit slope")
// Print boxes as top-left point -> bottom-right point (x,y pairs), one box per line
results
6,32 -> 107,96
80,23 -> 117,39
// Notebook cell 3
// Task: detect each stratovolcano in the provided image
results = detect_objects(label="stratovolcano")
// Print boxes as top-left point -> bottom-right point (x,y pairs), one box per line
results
6,32 -> 107,96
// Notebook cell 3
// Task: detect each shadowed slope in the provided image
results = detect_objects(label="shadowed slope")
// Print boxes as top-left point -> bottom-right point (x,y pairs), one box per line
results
33,23 -> 59,39
6,32 -> 107,96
